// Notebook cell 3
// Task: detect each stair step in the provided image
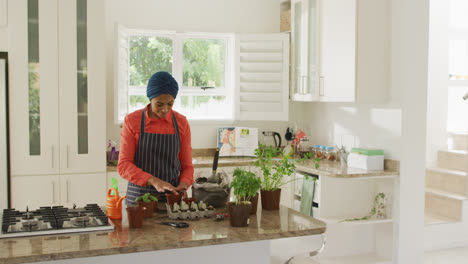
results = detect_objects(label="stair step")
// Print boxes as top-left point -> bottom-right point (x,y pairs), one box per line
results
425,188 -> 467,200
448,132 -> 468,151
424,212 -> 459,225
426,168 -> 467,196
437,150 -> 467,172
425,189 -> 464,222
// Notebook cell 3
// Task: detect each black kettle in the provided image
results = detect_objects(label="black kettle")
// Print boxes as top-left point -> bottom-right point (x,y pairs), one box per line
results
262,131 -> 282,148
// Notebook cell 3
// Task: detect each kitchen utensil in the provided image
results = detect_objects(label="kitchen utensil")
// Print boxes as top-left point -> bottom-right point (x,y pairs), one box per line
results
106,188 -> 126,220
285,127 -> 294,141
262,131 -> 282,147
160,222 -> 189,228
211,148 -> 220,179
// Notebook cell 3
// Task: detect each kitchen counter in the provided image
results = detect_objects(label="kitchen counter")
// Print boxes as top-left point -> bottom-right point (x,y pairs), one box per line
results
107,156 -> 399,178
0,206 -> 326,264
295,159 -> 399,178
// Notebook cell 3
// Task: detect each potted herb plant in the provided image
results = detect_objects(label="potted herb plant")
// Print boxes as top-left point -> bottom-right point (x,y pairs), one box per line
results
136,193 -> 158,218
228,167 -> 262,227
232,167 -> 260,214
253,144 -> 318,210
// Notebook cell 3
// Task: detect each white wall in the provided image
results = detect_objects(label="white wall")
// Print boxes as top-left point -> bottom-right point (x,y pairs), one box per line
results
0,0 -> 7,52
305,0 -> 430,262
105,0 -> 305,149
0,28 -> 7,51
426,0 -> 449,167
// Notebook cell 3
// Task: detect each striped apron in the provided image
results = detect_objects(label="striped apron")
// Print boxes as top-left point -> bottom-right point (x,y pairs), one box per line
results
126,109 -> 181,204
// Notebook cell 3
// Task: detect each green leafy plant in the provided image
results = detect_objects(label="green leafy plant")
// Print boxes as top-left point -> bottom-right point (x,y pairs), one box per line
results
136,193 -> 158,203
253,144 -> 319,191
229,167 -> 262,205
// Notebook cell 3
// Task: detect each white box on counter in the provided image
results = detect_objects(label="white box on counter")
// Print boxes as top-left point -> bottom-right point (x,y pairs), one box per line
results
347,152 -> 384,171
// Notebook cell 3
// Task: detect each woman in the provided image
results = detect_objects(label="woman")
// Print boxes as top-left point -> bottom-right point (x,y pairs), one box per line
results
118,71 -> 194,204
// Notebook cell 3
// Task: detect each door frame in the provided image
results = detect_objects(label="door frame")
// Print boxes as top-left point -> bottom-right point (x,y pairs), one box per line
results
0,52 -> 11,209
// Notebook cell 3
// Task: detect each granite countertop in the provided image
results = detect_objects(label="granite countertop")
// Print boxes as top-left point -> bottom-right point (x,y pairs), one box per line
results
107,148 -> 400,178
0,206 -> 326,264
295,159 -> 400,178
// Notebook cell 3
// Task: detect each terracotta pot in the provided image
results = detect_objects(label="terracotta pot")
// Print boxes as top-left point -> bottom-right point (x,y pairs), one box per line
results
241,194 -> 259,215
138,201 -> 155,218
166,193 -> 183,206
183,197 -> 196,205
227,202 -> 251,227
126,206 -> 145,228
261,189 -> 281,210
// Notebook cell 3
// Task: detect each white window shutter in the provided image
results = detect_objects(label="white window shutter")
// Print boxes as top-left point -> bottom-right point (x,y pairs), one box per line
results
114,23 -> 129,124
236,33 -> 290,121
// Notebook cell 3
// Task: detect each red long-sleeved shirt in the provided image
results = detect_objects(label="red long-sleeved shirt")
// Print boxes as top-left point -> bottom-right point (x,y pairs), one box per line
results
117,105 -> 194,187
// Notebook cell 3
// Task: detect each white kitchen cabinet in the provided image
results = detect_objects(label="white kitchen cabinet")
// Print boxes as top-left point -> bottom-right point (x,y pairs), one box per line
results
291,0 -> 356,102
8,0 -> 106,176
61,173 -> 107,208
10,175 -> 60,210
11,173 -> 106,209
291,0 -> 319,101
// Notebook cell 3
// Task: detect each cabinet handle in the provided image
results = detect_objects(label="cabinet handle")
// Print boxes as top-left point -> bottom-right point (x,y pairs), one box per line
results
319,76 -> 324,96
51,181 -> 55,204
51,146 -> 54,168
66,145 -> 70,168
66,180 -> 70,203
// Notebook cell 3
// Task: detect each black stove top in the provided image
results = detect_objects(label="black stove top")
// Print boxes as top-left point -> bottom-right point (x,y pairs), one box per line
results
1,204 -> 113,238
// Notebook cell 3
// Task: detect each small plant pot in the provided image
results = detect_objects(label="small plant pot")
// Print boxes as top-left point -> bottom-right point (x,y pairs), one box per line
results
261,189 -> 282,210
138,201 -> 155,218
183,197 -> 196,205
227,202 -> 252,227
241,194 -> 259,215
249,194 -> 259,215
166,193 -> 183,206
126,206 -> 145,228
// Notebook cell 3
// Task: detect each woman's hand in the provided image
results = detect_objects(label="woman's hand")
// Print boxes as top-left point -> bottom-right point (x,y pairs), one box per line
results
146,177 -> 177,194
175,182 -> 189,197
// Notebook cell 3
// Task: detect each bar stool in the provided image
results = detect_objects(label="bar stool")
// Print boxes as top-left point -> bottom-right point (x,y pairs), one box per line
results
285,234 -> 326,264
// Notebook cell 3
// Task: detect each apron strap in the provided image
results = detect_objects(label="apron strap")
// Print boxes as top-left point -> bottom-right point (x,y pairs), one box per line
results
172,113 -> 180,145
139,108 -> 146,137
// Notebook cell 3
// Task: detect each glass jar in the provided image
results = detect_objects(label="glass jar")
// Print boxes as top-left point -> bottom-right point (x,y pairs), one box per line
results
299,138 -> 312,158
314,145 -> 322,159
326,146 -> 337,161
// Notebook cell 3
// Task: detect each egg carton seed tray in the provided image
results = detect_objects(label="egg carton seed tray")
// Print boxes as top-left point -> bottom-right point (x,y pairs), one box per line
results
165,204 -> 215,220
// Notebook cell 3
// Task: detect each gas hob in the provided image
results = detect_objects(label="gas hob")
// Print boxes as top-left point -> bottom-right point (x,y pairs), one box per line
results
1,204 -> 114,238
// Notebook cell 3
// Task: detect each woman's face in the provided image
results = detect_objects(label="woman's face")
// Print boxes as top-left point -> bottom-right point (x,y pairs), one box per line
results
150,93 -> 174,119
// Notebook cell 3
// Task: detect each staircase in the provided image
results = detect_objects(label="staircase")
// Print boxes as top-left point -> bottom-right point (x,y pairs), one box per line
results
425,134 -> 468,224
425,133 -> 468,250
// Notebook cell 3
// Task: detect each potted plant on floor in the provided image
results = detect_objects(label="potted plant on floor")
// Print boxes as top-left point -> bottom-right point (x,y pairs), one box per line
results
253,144 -> 318,210
228,167 -> 262,227
136,193 -> 158,218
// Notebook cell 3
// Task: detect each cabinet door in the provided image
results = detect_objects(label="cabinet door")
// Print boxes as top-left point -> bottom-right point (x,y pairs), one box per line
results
11,175 -> 60,210
8,0 -> 60,175
319,0 -> 356,102
291,0 -> 319,101
61,173 -> 107,208
58,0 -> 106,174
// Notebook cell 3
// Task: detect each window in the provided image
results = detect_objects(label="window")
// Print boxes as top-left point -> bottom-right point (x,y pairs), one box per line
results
115,26 -> 290,124
117,29 -> 235,123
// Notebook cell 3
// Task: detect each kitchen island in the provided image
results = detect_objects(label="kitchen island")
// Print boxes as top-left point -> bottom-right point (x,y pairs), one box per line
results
0,205 -> 326,264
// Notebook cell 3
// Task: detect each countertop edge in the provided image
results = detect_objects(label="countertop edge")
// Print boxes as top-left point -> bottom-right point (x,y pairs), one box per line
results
0,228 -> 326,264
